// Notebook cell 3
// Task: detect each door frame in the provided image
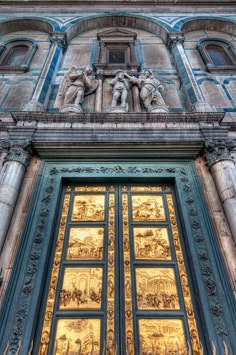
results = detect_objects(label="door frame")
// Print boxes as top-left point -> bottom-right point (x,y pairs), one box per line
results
0,160 -> 236,354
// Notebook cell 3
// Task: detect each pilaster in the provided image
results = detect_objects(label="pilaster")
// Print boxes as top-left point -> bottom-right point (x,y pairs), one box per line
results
24,33 -> 67,111
168,32 -> 216,112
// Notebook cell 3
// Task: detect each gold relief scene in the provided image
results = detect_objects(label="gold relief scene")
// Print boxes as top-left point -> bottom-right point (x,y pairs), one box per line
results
72,195 -> 105,221
139,319 -> 187,355
133,227 -> 171,260
136,268 -> 179,310
54,318 -> 100,355
60,268 -> 103,310
132,195 -> 165,221
67,228 -> 104,260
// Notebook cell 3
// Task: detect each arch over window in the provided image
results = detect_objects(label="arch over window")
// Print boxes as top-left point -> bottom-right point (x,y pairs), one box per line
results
0,39 -> 37,73
197,39 -> 236,73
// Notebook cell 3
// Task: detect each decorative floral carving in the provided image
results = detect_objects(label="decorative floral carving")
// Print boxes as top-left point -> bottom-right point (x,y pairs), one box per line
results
210,302 -> 223,317
204,139 -> 236,167
4,140 -> 32,167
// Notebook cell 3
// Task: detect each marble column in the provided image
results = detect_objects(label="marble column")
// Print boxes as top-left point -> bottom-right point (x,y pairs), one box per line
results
204,139 -> 236,245
168,32 -> 216,112
0,141 -> 31,254
24,33 -> 66,111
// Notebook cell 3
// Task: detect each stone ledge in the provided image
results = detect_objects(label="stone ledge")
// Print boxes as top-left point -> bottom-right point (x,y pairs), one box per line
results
11,111 -> 224,124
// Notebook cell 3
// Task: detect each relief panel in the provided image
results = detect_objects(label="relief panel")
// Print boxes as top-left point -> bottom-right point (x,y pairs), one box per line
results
136,268 -> 180,310
67,227 -> 104,260
133,227 -> 171,260
53,318 -> 101,355
139,319 -> 187,354
72,195 -> 105,221
132,195 -> 165,221
59,267 -> 103,310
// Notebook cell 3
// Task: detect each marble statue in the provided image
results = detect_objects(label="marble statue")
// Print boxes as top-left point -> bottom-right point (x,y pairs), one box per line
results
107,70 -> 129,113
58,65 -> 98,113
125,69 -> 168,113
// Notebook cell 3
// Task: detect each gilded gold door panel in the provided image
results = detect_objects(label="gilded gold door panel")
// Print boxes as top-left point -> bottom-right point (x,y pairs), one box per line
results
72,194 -> 105,221
67,227 -> 104,260
133,227 -> 171,260
132,195 -> 165,221
135,268 -> 180,310
59,267 -> 103,310
54,318 -> 101,354
139,319 -> 187,354
38,184 -> 201,355
38,186 -> 114,355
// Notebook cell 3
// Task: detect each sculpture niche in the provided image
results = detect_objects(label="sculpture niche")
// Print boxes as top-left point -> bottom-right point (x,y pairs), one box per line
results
125,69 -> 168,113
107,70 -> 129,113
59,66 -> 98,113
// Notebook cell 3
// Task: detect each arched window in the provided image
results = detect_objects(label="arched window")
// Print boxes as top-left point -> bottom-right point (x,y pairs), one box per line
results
0,39 -> 37,73
2,45 -> 29,66
206,44 -> 233,66
198,39 -> 236,73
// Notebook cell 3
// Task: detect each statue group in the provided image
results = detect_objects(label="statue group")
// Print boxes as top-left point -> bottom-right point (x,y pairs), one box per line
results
59,66 -> 168,113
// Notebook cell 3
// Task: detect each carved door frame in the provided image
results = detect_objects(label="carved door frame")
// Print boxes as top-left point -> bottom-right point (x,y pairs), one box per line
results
0,161 -> 236,354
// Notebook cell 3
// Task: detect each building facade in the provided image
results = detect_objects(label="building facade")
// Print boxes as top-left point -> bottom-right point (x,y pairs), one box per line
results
0,0 -> 236,354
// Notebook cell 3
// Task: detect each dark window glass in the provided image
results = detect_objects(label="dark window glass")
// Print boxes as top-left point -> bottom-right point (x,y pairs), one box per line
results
206,45 -> 233,66
2,45 -> 28,66
109,50 -> 125,64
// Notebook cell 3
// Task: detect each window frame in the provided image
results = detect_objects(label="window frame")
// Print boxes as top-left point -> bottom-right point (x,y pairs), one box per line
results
0,39 -> 37,73
197,38 -> 236,73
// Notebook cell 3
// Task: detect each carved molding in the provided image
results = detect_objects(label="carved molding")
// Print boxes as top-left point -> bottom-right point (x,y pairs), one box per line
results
4,140 -> 32,167
204,139 -> 236,167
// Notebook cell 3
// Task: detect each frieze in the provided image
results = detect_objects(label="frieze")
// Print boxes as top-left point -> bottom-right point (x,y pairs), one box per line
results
5,163 -> 233,354
204,139 -> 236,168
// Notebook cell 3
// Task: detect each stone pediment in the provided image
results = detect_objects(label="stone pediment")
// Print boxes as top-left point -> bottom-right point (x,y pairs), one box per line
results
97,28 -> 137,41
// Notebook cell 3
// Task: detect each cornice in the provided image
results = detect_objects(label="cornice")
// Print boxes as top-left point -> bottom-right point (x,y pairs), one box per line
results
11,111 -> 224,124
0,0 -> 236,5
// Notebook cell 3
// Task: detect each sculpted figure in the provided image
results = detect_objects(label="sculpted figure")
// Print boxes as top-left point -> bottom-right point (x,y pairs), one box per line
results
125,69 -> 168,113
58,65 -> 98,113
108,70 -> 129,112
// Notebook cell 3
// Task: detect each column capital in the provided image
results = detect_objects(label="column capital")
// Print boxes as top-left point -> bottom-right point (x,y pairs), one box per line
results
167,32 -> 185,51
204,139 -> 236,168
5,140 -> 32,167
50,32 -> 67,51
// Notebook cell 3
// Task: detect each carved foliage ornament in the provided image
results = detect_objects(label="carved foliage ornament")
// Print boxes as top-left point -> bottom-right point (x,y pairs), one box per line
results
204,139 -> 236,167
5,164 -> 233,354
0,139 -> 32,167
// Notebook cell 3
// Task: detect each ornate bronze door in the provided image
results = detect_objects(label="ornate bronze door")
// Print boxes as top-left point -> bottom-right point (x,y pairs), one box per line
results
37,184 -> 201,355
